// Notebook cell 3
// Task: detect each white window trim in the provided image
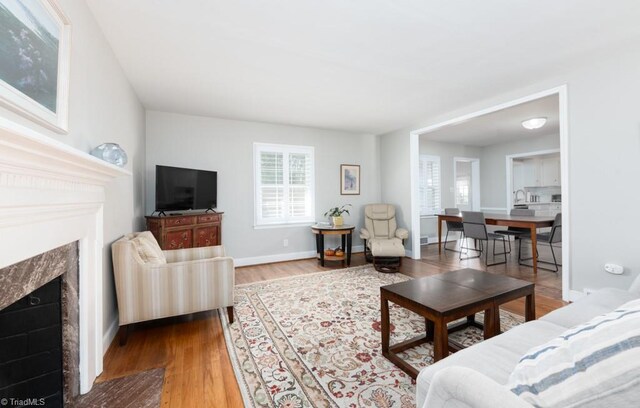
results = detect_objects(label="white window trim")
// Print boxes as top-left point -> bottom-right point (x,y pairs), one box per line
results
253,142 -> 316,228
419,154 -> 441,217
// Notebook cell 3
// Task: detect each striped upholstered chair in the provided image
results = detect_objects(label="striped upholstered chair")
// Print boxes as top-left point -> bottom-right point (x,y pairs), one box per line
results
112,231 -> 235,344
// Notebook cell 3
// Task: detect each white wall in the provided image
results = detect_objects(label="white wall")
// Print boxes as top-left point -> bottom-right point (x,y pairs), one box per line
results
0,0 -> 145,347
145,111 -> 380,263
480,133 -> 559,209
379,42 -> 640,294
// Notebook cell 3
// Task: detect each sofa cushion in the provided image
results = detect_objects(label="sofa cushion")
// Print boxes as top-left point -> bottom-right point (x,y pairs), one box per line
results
540,288 -> 638,329
508,298 -> 640,408
416,320 -> 565,408
131,232 -> 166,264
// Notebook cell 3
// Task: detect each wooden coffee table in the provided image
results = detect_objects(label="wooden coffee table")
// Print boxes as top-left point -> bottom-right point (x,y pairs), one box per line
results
380,268 -> 535,379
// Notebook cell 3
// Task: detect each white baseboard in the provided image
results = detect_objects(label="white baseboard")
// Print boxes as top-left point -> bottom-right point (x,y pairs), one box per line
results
103,316 -> 119,355
235,245 -> 365,267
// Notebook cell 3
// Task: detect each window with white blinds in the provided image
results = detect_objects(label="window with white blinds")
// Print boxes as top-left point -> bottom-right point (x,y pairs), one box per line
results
419,155 -> 441,215
254,143 -> 315,226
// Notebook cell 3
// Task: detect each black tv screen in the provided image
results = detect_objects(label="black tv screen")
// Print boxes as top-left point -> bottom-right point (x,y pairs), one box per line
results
156,165 -> 217,211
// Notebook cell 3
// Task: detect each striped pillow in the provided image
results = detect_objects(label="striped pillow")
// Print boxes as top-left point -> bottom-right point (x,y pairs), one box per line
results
508,298 -> 640,407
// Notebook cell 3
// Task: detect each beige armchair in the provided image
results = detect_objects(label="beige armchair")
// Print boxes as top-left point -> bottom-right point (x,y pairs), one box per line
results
360,204 -> 409,272
112,231 -> 235,344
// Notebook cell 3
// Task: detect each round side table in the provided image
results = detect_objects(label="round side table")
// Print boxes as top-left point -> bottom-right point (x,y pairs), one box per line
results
311,224 -> 355,267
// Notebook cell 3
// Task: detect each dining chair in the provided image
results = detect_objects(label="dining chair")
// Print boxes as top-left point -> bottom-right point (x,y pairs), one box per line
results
495,208 -> 535,254
518,213 -> 562,273
459,211 -> 507,267
444,208 -> 465,252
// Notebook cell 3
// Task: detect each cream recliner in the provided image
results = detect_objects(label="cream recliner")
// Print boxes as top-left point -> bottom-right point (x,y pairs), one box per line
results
112,231 -> 235,345
360,204 -> 409,272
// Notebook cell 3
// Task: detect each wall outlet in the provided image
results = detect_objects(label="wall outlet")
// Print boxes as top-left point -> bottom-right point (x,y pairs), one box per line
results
604,263 -> 624,275
283,239 -> 289,247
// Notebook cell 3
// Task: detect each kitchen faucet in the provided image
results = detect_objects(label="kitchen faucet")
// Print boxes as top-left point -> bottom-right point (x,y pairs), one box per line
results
514,189 -> 525,203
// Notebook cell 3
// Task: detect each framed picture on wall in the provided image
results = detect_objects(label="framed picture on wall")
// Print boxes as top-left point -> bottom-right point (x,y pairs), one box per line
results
340,164 -> 360,195
0,0 -> 71,133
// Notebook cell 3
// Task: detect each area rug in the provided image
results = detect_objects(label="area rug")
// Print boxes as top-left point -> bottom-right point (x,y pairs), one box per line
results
222,266 -> 523,408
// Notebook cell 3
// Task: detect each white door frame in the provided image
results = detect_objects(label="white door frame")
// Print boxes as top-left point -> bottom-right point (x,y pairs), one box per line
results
409,85 -> 571,301
453,157 -> 481,211
506,148 -> 561,210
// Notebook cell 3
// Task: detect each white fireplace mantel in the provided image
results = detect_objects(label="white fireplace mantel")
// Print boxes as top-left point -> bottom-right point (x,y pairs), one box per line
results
0,117 -> 130,393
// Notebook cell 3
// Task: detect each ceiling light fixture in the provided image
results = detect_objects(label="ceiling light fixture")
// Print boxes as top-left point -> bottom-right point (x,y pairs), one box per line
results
522,117 -> 547,130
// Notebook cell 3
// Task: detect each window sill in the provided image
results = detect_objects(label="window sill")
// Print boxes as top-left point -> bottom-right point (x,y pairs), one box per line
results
254,222 -> 315,230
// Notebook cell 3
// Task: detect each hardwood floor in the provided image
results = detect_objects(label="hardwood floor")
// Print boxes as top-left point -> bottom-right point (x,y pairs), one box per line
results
100,245 -> 565,407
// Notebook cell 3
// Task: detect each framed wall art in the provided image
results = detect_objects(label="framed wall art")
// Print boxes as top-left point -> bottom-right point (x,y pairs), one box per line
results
0,0 -> 71,133
340,164 -> 360,195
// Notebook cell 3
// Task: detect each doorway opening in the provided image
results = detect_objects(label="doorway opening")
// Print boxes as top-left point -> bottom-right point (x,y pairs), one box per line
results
410,85 -> 570,301
453,157 -> 480,211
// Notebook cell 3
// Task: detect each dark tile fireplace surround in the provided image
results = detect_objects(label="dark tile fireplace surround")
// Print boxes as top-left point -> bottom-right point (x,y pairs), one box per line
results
0,243 -> 79,407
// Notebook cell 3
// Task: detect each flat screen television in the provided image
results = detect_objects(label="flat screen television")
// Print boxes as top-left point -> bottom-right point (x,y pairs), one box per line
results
155,165 -> 217,212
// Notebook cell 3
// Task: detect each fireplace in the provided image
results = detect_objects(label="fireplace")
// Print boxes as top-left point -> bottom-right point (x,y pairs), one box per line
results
0,117 -> 130,397
0,243 -> 79,406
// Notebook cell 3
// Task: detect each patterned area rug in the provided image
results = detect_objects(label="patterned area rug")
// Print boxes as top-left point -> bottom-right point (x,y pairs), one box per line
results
222,266 -> 523,408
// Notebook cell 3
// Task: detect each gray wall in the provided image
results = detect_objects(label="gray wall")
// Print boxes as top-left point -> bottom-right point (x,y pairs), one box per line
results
145,111 -> 380,261
379,42 -> 640,294
480,133 -> 559,209
379,131 -> 413,252
0,0 -> 146,344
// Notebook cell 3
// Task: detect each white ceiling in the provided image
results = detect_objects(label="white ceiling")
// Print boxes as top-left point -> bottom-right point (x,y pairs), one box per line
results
421,94 -> 559,147
86,1 -> 640,134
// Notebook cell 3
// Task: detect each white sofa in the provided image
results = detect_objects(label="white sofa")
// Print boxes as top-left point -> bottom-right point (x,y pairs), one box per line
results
416,281 -> 640,408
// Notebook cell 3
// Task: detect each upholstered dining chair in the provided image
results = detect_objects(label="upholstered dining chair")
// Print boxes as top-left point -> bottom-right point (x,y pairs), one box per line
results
112,231 -> 235,345
495,208 -> 536,254
460,211 -> 507,267
518,212 -> 562,273
444,208 -> 465,252
360,204 -> 409,272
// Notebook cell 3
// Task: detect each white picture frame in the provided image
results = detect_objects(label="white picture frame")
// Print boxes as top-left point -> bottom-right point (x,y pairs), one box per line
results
0,0 -> 71,133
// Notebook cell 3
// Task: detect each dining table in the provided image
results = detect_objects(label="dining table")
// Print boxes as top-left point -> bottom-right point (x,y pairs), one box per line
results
436,212 -> 555,274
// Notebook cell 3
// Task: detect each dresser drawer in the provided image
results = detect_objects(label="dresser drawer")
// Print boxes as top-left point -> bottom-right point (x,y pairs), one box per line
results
197,214 -> 220,224
165,217 -> 194,227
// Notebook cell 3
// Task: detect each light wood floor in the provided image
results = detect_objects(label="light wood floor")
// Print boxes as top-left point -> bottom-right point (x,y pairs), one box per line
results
99,244 -> 565,407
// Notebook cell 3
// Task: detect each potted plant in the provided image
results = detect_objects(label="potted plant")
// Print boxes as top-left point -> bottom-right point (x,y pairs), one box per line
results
324,204 -> 351,226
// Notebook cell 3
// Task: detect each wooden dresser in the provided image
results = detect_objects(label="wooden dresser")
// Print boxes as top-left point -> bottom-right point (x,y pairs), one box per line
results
145,212 -> 223,250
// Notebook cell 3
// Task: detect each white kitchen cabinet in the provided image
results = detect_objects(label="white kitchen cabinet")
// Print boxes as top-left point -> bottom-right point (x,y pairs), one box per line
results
528,203 -> 561,217
540,157 -> 561,186
519,156 -> 560,187
512,161 -> 525,192
522,158 -> 539,187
